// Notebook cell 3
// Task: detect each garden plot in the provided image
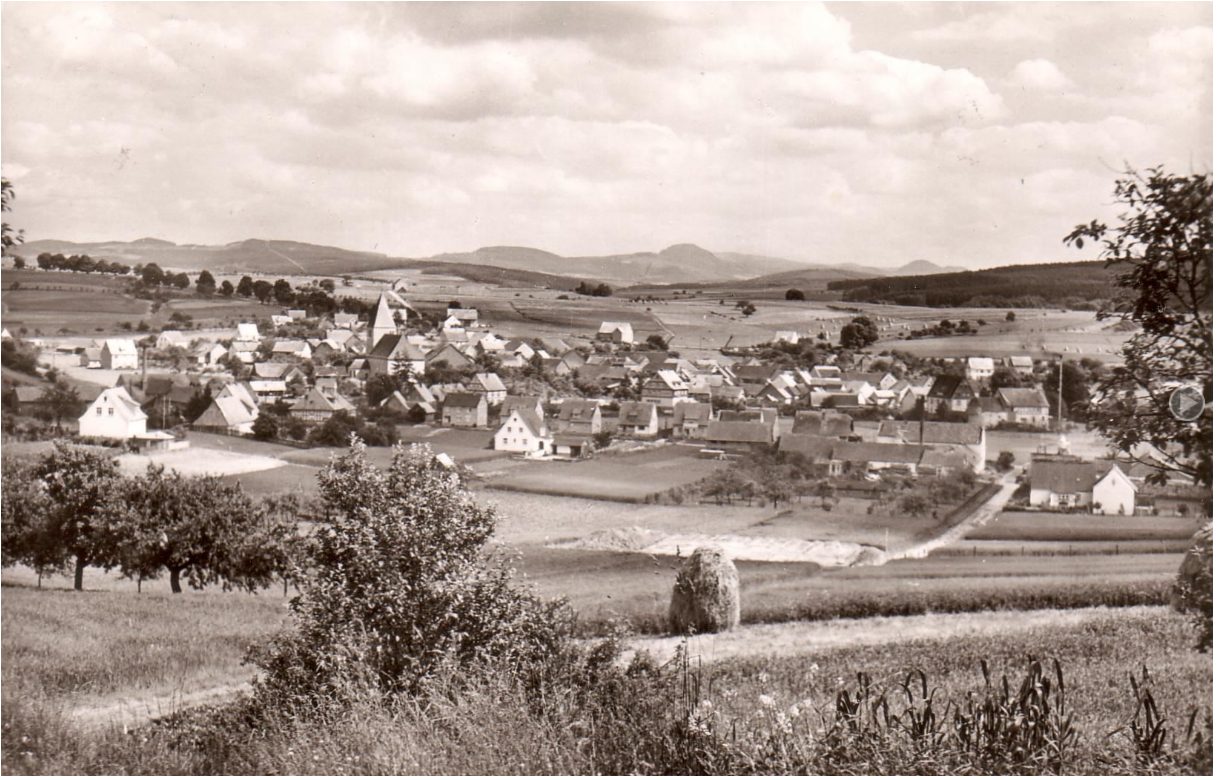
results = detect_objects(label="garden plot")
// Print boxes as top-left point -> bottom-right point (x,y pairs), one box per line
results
554,526 -> 882,566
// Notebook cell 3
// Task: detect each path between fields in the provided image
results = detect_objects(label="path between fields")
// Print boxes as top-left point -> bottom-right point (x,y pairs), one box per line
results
884,475 -> 1020,562
626,605 -> 1162,666
68,677 -> 253,733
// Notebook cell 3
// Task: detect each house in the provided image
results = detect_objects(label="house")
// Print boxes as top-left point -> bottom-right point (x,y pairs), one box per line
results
670,402 -> 713,440
494,408 -> 552,456
778,434 -> 841,473
1028,459 -> 1114,512
326,329 -> 356,348
402,382 -> 440,416
237,322 -> 260,340
248,379 -> 288,404
290,387 -> 356,422
367,334 -> 427,378
425,343 -> 473,371
442,392 -> 488,428
12,386 -> 50,416
705,420 -> 774,452
876,420 -> 986,473
972,396 -> 1008,428
925,375 -> 980,414
596,321 -> 634,345
792,410 -> 854,438
193,389 -> 259,435
501,395 -> 545,422
192,343 -> 228,368
101,339 -> 139,370
834,440 -> 926,476
79,386 -> 148,440
447,307 -> 479,328
613,401 -> 658,438
272,340 -> 312,360
473,372 -> 507,405
270,314 -> 291,328
997,387 -> 1052,427
965,357 -> 996,382
918,448 -> 972,477
556,399 -> 603,435
842,371 -> 897,391
733,364 -> 780,385
642,370 -> 689,407
333,312 -> 360,329
539,357 -> 572,377
287,309 -> 308,321
839,380 -> 875,407
228,340 -> 261,364
773,330 -> 801,345
1092,463 -> 1138,515
156,330 -> 190,350
1009,356 -> 1035,376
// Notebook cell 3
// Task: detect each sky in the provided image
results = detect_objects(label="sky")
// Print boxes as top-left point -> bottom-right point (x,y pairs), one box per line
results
1,1 -> 1212,269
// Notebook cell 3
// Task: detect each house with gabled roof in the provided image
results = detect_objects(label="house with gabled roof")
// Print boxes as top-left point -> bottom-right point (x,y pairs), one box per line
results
705,420 -> 774,452
272,340 -> 312,360
556,399 -> 603,435
79,386 -> 148,440
793,410 -> 854,438
501,395 -> 544,421
290,387 -> 356,422
876,419 -> 986,473
613,401 -> 658,438
965,357 -> 996,381
192,384 -> 258,435
447,307 -> 479,328
494,408 -> 551,456
1009,355 -> 1035,376
925,375 -> 980,414
642,369 -> 689,407
997,387 -> 1051,427
596,321 -> 634,345
441,392 -> 488,428
425,343 -> 473,371
368,334 -> 426,378
670,401 -> 713,440
101,338 -> 139,370
720,407 -> 780,440
237,322 -> 260,341
473,372 -> 507,405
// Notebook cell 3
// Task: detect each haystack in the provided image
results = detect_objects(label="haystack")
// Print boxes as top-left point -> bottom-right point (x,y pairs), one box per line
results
1171,522 -> 1212,615
668,546 -> 740,634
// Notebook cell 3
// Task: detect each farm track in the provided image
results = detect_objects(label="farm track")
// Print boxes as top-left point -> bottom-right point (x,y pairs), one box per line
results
884,476 -> 1019,561
626,604 -> 1166,666
67,677 -> 253,734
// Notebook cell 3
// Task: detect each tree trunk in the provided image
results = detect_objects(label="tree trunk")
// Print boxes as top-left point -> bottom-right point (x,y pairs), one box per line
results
73,556 -> 86,591
169,567 -> 183,594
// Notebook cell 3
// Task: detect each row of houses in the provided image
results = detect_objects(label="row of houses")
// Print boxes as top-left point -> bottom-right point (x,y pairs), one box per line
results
1026,451 -> 1208,516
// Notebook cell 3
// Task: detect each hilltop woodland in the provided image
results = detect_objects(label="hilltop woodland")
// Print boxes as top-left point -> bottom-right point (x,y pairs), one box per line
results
828,260 -> 1120,309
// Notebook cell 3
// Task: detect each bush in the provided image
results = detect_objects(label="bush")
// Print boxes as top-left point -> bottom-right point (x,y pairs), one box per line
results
250,441 -> 570,711
997,451 -> 1016,471
1172,523 -> 1212,650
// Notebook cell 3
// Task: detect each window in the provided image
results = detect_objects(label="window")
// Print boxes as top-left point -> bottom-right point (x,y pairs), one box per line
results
108,408 -> 114,416
96,407 -> 102,415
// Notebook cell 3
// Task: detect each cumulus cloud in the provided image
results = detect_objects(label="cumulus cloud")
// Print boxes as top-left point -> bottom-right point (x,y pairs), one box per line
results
0,2 -> 1211,267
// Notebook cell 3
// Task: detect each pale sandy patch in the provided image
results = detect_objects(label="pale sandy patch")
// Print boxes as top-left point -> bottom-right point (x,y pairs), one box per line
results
117,448 -> 286,477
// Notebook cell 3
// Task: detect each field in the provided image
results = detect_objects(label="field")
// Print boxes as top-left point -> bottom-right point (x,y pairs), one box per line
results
1,288 -> 151,334
483,444 -> 726,501
967,511 -> 1202,542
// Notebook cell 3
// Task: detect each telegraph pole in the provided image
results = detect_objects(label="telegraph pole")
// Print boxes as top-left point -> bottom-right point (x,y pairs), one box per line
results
1057,355 -> 1064,432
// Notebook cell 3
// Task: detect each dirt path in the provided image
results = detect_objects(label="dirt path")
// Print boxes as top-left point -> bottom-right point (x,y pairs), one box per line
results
67,678 -> 253,733
884,475 -> 1019,561
625,605 -> 1164,666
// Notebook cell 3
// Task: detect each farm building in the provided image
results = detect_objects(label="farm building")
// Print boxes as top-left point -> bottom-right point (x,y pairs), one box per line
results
272,340 -> 312,360
1028,459 -> 1137,514
192,384 -> 259,434
778,434 -> 840,471
705,420 -> 773,452
441,392 -> 488,428
425,343 -> 473,370
924,375 -> 981,414
79,347 -> 103,369
841,371 -> 897,391
228,340 -> 260,364
971,396 -> 1008,428
539,357 -> 571,376
333,312 -> 360,329
494,408 -> 552,456
101,339 -> 139,370
248,379 -> 288,404
596,321 -> 634,345
792,410 -> 854,438
156,330 -> 190,350
367,334 -> 427,377
551,434 -> 595,459
1009,356 -> 1035,376
79,386 -> 148,440
556,399 -> 603,434
290,387 -> 356,422
447,307 -> 480,328
997,387 -> 1052,427
876,420 -> 986,473
719,408 -> 780,441
287,309 -> 307,320
834,440 -> 925,476
237,322 -> 260,340
192,343 -> 228,368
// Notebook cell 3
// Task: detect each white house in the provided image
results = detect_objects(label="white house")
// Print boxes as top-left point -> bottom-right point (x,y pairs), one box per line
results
156,330 -> 190,350
965,357 -> 995,382
228,340 -> 260,364
1092,464 -> 1138,515
597,321 -> 634,345
473,372 -> 508,405
271,340 -> 312,360
237,322 -> 260,340
101,339 -> 139,370
997,387 -> 1052,427
494,408 -> 552,457
79,386 -> 147,440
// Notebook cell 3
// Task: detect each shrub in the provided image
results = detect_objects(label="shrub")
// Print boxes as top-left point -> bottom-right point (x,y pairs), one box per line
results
250,440 -> 569,711
668,547 -> 740,634
1171,523 -> 1212,650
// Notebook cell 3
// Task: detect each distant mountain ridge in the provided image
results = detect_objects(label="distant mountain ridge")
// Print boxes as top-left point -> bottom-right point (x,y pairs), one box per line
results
15,236 -> 968,286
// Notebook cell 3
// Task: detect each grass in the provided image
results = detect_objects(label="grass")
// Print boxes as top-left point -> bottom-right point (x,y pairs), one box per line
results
1,607 -> 1208,774
1,288 -> 151,333
969,511 -> 1203,542
485,446 -> 725,502
0,584 -> 287,702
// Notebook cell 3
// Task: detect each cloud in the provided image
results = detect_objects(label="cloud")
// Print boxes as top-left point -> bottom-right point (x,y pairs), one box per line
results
1012,59 -> 1072,91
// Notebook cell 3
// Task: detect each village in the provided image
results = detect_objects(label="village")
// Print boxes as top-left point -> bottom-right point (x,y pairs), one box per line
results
2,276 -> 1205,520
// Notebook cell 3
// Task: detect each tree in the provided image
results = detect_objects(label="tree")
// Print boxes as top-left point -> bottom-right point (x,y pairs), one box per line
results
43,382 -> 83,431
113,467 -> 286,594
741,303 -> 757,316
1065,167 -> 1212,487
643,334 -> 668,351
252,279 -> 274,303
840,316 -> 879,350
196,269 -> 217,296
273,278 -> 295,305
252,414 -> 280,441
785,288 -> 806,301
12,256 -> 25,269
1,456 -> 58,585
2,178 -> 23,252
220,279 -> 235,297
250,441 -> 566,704
997,451 -> 1016,471
27,442 -> 126,590
142,263 -> 166,287
171,272 -> 190,289
236,275 -> 255,298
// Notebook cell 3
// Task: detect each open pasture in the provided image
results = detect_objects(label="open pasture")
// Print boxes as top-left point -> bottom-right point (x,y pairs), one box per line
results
483,444 -> 724,501
966,511 -> 1202,542
1,287 -> 151,334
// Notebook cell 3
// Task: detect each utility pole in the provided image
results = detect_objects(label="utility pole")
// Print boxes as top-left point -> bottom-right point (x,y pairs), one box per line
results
1057,355 -> 1064,432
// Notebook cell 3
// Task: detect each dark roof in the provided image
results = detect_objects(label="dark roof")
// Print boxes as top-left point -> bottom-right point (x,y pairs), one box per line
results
558,399 -> 600,422
878,420 -> 984,445
369,334 -> 425,361
706,420 -> 774,444
617,401 -> 657,424
720,408 -> 777,425
1029,459 -> 1100,494
998,387 -> 1050,409
552,433 -> 593,447
672,402 -> 712,425
14,386 -> 46,403
792,410 -> 854,437
835,440 -> 925,465
927,375 -> 963,398
778,433 -> 838,461
733,364 -> 780,383
444,392 -> 485,409
501,395 -> 542,412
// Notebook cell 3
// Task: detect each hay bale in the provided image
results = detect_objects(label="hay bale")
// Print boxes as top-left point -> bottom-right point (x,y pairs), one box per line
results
668,546 -> 740,634
1172,523 -> 1212,649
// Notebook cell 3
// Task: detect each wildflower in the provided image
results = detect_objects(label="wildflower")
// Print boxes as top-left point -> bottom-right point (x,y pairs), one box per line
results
788,702 -> 802,718
758,693 -> 776,708
758,671 -> 770,683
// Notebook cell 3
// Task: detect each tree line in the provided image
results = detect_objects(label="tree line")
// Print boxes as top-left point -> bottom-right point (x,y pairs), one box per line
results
1,442 -> 302,593
28,252 -> 133,275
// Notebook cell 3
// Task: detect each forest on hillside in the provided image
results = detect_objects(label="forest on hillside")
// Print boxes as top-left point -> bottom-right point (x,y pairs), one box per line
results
827,261 -> 1119,309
